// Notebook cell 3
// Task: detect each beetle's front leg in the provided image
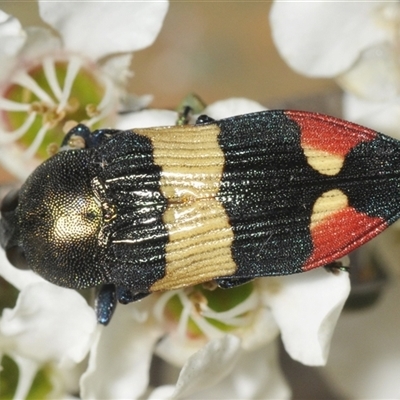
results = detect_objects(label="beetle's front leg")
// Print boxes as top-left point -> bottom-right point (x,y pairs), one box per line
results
95,283 -> 117,325
95,284 -> 150,325
116,287 -> 150,304
215,277 -> 254,289
61,124 -> 121,150
195,114 -> 215,125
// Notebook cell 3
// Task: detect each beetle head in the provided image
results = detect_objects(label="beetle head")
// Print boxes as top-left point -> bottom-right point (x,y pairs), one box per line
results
0,150 -> 106,289
0,188 -> 27,269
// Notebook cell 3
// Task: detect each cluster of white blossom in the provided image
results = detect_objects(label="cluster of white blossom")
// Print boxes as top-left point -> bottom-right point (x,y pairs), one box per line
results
0,2 -> 351,398
270,2 -> 400,398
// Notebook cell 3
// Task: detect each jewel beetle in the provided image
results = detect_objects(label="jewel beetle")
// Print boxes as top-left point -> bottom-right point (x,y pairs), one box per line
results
1,110 -> 400,325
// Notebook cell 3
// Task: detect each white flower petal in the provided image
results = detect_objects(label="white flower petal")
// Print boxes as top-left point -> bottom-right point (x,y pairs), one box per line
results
270,1 -> 388,77
116,109 -> 178,130
203,98 -> 266,120
148,385 -> 176,400
0,10 -> 26,80
265,268 -> 350,366
188,341 -> 290,400
101,54 -> 133,88
0,143 -> 40,180
20,27 -> 62,62
337,43 -> 400,101
171,335 -> 242,399
11,355 -> 39,400
39,1 -> 169,60
151,340 -> 290,400
343,92 -> 400,139
80,297 -> 163,400
155,334 -> 206,369
0,249 -> 43,290
116,98 -> 265,132
0,282 -> 96,366
118,93 -> 154,114
323,276 -> 400,398
240,306 -> 280,352
0,10 -> 26,57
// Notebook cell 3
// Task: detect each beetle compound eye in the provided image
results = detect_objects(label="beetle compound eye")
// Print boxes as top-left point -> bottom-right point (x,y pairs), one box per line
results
85,210 -> 99,221
6,245 -> 28,270
1,189 -> 19,213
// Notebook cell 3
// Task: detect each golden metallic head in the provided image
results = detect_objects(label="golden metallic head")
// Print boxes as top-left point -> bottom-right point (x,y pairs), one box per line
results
5,150 -> 107,288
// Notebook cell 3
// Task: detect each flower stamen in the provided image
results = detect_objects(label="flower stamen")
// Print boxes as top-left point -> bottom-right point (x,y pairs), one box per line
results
66,97 -> 79,113
190,312 -> 225,339
42,56 -> 63,101
156,283 -> 259,343
12,70 -> 55,105
43,108 -> 66,129
0,112 -> 35,144
188,290 -> 208,314
86,103 -> 100,118
0,54 -> 116,167
177,291 -> 193,338
201,291 -> 258,323
85,77 -> 114,127
30,101 -> 52,114
47,142 -> 59,156
0,97 -> 31,112
57,55 -> 82,113
24,124 -> 49,159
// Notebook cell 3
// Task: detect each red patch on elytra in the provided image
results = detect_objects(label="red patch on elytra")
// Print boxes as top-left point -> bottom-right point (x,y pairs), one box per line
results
303,207 -> 386,271
285,110 -> 377,157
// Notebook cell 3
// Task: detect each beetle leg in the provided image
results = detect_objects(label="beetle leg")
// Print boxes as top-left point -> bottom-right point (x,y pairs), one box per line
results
116,286 -> 150,304
61,124 -> 121,149
95,283 -> 117,325
61,124 -> 92,148
195,114 -> 215,125
215,277 -> 254,289
176,93 -> 207,125
324,261 -> 350,275
176,105 -> 193,126
88,128 -> 121,147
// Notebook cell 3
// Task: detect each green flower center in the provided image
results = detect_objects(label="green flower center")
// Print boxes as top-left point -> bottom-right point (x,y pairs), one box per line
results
0,355 -> 53,399
162,282 -> 256,340
0,55 -> 117,160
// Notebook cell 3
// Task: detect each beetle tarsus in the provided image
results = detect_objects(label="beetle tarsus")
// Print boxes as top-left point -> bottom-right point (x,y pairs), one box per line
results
325,261 -> 350,275
216,277 -> 254,289
117,287 -> 150,304
195,114 -> 215,125
116,287 -> 149,304
62,124 -> 121,149
176,105 -> 193,126
95,283 -> 117,325
61,124 -> 92,148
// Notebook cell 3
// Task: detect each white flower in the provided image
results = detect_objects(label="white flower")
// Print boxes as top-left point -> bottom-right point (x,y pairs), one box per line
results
270,3 -> 400,396
81,267 -> 349,399
269,1 -> 400,138
318,227 -> 400,398
322,271 -> 400,399
0,2 -> 168,397
1,96 -> 351,398
1,84 -> 351,396
0,248 -> 97,399
0,1 -> 168,179
79,98 -> 350,399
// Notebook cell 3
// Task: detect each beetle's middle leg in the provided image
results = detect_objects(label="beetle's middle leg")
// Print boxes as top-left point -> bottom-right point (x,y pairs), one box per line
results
95,283 -> 149,325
